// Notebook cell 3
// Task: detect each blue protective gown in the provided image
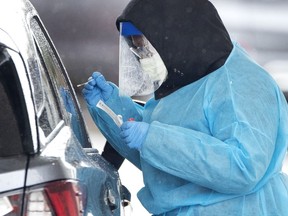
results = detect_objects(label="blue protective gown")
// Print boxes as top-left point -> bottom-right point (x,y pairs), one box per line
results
87,43 -> 288,215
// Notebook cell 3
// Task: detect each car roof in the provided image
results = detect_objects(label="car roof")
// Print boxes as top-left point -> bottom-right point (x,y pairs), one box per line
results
0,0 -> 45,61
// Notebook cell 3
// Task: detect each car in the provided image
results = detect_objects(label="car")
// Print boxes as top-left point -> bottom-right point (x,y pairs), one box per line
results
0,0 -> 128,215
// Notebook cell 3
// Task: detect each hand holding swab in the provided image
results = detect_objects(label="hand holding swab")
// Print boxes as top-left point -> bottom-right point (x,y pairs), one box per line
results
77,77 -> 93,88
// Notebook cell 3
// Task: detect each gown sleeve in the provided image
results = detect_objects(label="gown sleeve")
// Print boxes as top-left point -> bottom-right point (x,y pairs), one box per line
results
87,83 -> 144,169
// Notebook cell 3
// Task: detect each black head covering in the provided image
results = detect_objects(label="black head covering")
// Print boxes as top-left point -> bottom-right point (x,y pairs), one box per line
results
116,0 -> 233,99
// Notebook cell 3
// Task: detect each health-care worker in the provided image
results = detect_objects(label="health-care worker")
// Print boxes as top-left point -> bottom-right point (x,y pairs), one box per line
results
82,0 -> 288,215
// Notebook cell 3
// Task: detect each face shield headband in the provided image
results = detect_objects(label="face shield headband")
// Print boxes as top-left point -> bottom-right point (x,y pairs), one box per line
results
119,22 -> 167,97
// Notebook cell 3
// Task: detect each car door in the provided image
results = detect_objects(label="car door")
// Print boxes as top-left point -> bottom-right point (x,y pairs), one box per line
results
25,11 -> 123,216
0,41 -> 33,215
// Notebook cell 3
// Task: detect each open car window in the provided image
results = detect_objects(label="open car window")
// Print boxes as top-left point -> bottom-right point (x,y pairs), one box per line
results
0,46 -> 31,156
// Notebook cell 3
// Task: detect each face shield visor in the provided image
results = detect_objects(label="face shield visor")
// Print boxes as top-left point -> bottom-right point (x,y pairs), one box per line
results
119,22 -> 168,97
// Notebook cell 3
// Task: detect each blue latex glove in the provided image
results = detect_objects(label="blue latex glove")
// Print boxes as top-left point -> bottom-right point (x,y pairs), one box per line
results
82,72 -> 113,106
120,121 -> 149,150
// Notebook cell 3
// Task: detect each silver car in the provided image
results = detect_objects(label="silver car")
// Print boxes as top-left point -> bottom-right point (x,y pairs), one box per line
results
0,0 -> 126,215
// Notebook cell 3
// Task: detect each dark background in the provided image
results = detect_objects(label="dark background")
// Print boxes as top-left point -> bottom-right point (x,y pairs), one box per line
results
31,0 -> 288,96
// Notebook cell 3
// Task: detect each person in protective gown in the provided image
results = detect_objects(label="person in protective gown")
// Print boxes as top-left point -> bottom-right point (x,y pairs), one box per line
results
82,0 -> 288,215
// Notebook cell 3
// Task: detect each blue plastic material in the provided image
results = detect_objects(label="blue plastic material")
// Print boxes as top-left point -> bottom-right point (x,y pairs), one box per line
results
120,121 -> 149,150
120,21 -> 143,36
85,43 -> 288,215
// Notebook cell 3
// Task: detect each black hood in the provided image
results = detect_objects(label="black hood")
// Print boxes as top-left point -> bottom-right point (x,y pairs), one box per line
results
116,0 -> 233,99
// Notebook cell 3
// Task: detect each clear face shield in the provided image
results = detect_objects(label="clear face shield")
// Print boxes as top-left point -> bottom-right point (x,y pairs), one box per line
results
119,22 -> 168,97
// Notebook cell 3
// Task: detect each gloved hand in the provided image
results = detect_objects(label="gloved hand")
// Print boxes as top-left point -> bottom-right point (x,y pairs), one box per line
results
120,121 -> 149,150
82,72 -> 113,106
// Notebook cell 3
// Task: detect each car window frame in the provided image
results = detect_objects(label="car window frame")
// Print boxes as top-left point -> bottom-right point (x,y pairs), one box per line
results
29,16 -> 91,148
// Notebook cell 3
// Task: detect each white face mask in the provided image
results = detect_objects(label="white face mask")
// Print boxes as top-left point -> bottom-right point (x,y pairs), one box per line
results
140,52 -> 167,87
